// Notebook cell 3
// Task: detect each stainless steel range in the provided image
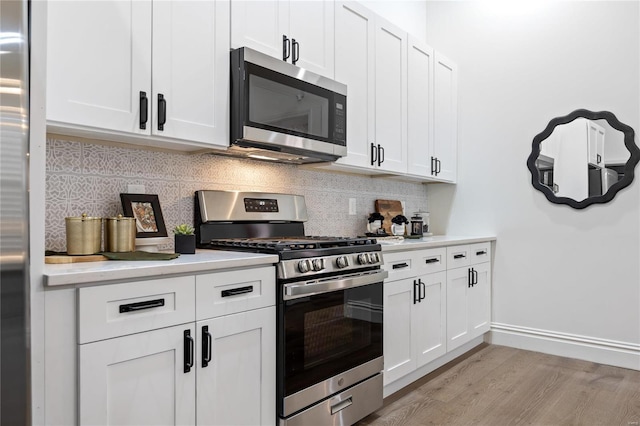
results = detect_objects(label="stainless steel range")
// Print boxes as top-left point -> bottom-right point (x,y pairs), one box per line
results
195,190 -> 386,426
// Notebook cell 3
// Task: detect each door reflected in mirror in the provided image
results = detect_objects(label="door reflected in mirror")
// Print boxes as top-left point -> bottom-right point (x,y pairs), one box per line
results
527,110 -> 639,209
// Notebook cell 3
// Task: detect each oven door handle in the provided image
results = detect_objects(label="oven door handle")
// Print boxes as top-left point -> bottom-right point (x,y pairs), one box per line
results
283,270 -> 388,300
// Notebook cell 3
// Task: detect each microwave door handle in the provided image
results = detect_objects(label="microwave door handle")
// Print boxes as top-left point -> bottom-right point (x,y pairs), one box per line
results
283,270 -> 388,300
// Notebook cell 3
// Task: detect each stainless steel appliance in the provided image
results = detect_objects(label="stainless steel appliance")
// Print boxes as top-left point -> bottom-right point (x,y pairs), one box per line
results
229,47 -> 347,164
195,190 -> 386,426
0,0 -> 30,423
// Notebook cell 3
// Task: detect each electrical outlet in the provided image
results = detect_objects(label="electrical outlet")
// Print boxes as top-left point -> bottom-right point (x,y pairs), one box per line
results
127,184 -> 145,194
348,198 -> 357,215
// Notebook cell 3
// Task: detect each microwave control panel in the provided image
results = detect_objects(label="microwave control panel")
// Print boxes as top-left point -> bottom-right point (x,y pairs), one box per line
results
334,97 -> 346,143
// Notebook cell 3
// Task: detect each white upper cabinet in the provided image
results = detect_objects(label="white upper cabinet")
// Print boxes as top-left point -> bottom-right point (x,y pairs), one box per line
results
231,0 -> 335,78
334,1 -> 376,169
587,119 -> 605,168
47,0 -> 229,150
432,51 -> 458,182
407,36 -> 435,177
334,2 -> 407,174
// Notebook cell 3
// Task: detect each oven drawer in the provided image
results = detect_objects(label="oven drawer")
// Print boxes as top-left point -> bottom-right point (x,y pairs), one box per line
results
280,373 -> 383,426
78,276 -> 195,344
195,266 -> 275,320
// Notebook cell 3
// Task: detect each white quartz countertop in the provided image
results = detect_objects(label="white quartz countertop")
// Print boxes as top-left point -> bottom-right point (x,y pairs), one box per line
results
378,235 -> 496,252
43,250 -> 279,287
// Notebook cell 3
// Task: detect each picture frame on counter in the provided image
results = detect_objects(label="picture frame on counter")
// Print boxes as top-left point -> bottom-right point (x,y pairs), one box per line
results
120,193 -> 167,238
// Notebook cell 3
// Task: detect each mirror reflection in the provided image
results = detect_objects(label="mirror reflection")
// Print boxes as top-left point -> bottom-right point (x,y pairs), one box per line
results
527,109 -> 639,209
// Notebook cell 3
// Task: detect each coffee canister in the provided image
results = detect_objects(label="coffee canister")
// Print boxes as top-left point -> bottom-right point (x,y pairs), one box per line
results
104,214 -> 136,252
65,213 -> 103,255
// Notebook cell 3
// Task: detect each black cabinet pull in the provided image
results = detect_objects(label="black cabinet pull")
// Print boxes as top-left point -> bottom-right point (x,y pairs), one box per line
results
370,143 -> 377,166
473,269 -> 478,285
392,262 -> 409,269
468,268 -> 473,288
419,279 -> 426,302
119,298 -> 164,313
476,250 -> 487,256
597,153 -> 601,164
282,35 -> 291,61
453,254 -> 466,259
221,285 -> 253,298
378,144 -> 385,166
157,94 -> 166,131
430,156 -> 436,175
139,91 -> 148,130
413,280 -> 419,304
292,38 -> 300,65
202,326 -> 212,368
184,330 -> 194,373
425,258 -> 439,264
436,158 -> 442,175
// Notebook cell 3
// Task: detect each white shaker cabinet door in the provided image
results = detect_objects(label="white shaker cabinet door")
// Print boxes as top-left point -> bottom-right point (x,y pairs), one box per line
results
469,262 -> 492,339
288,0 -> 335,78
374,17 -> 408,174
231,0 -> 289,60
334,1 -> 376,169
433,51 -> 458,182
383,278 -> 416,385
446,266 -> 470,352
78,324 -> 196,426
413,271 -> 447,368
407,36 -> 435,177
196,307 -> 276,426
152,0 -> 229,147
47,0 -> 152,135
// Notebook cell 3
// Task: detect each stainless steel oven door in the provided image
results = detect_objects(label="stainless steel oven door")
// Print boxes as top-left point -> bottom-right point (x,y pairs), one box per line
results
279,269 -> 387,417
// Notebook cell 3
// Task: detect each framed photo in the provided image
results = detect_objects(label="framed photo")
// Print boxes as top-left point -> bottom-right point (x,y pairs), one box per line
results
120,193 -> 168,238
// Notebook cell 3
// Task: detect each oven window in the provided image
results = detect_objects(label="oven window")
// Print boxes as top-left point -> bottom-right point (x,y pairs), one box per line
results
283,283 -> 383,397
247,72 -> 330,139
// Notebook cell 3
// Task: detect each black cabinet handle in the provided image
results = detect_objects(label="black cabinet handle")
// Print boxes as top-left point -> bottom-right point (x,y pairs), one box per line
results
184,330 -> 194,373
158,93 -> 166,131
425,258 -> 439,264
436,158 -> 442,175
202,326 -> 212,368
430,156 -> 436,175
473,268 -> 478,285
468,268 -> 473,288
453,254 -> 466,259
413,280 -> 419,304
597,154 -> 601,164
370,143 -> 377,166
292,38 -> 300,65
419,279 -> 426,302
119,298 -> 164,313
378,144 -> 385,166
282,35 -> 291,61
221,285 -> 253,298
139,91 -> 148,130
392,262 -> 409,269
476,250 -> 487,256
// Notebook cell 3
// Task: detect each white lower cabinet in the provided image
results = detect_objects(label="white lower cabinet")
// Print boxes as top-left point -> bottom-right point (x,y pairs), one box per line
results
75,267 -> 276,426
382,242 -> 492,392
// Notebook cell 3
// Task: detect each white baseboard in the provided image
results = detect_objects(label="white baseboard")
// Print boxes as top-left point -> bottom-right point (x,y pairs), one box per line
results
489,323 -> 640,371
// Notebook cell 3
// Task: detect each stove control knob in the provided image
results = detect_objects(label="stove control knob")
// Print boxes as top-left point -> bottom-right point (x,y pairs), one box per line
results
312,258 -> 325,271
336,256 -> 349,269
298,259 -> 312,273
357,253 -> 369,265
370,253 -> 380,263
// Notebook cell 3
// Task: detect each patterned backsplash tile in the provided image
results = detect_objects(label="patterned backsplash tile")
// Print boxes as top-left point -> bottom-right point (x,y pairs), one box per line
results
45,138 -> 429,251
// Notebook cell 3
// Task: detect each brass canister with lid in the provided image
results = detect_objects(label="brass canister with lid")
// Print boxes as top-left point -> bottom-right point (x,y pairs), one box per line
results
65,213 -> 103,255
104,215 -> 136,252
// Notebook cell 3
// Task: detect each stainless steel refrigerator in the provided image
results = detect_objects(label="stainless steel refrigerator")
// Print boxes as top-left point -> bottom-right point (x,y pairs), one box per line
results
0,0 -> 30,423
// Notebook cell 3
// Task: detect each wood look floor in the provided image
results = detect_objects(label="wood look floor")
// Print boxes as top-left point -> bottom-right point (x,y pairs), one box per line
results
356,344 -> 640,426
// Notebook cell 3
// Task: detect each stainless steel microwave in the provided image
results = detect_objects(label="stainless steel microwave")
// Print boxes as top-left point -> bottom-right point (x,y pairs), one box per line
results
229,47 -> 347,164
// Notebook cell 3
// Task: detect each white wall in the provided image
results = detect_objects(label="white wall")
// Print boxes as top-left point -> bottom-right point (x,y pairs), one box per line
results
426,1 -> 640,367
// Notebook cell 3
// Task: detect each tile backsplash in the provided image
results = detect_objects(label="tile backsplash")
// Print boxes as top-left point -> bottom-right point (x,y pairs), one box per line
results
45,138 -> 429,251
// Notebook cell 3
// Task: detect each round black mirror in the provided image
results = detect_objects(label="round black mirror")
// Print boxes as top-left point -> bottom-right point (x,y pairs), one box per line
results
527,109 -> 639,209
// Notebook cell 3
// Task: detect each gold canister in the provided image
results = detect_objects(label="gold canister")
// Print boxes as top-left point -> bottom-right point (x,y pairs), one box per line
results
65,213 -> 103,255
104,215 -> 136,252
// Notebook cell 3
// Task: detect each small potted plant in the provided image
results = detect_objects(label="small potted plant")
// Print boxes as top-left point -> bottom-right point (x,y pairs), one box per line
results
173,224 -> 196,254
